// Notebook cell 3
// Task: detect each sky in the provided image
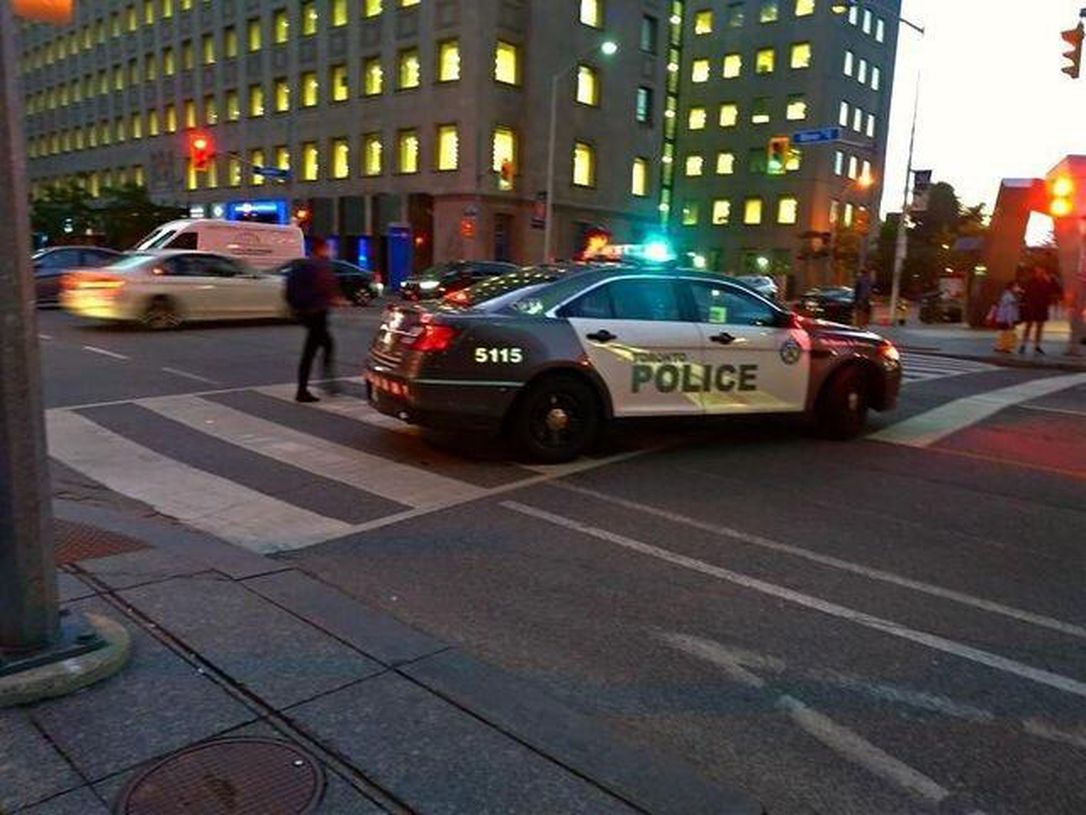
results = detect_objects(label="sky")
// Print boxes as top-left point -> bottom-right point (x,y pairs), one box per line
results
881,0 -> 1086,222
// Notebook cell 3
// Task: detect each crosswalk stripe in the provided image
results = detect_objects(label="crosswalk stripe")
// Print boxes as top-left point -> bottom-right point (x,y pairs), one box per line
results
138,395 -> 484,509
255,382 -> 406,432
899,353 -> 996,384
46,410 -> 354,553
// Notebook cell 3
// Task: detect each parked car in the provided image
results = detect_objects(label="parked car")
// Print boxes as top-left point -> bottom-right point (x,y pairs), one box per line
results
133,220 -> 305,271
401,261 -> 519,300
32,246 -> 121,306
919,291 -> 964,324
276,258 -> 380,306
60,251 -> 287,329
734,275 -> 780,301
795,287 -> 855,324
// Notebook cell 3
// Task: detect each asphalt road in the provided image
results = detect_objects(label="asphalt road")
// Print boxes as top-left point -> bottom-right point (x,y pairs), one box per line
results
37,305 -> 1086,815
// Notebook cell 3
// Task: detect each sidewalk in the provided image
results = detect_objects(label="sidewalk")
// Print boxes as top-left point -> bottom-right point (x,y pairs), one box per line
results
1,501 -> 761,815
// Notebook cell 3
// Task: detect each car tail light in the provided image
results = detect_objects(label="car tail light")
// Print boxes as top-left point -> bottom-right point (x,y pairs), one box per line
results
62,272 -> 126,293
444,289 -> 472,307
410,323 -> 458,352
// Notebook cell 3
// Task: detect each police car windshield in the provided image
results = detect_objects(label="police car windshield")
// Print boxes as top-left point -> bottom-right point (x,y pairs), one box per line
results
501,270 -> 620,316
478,283 -> 551,313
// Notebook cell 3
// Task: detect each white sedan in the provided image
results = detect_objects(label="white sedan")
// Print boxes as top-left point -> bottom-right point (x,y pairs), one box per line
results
60,251 -> 291,329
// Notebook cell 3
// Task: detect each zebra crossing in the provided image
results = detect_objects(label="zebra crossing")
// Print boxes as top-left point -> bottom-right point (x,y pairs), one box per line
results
899,352 -> 998,385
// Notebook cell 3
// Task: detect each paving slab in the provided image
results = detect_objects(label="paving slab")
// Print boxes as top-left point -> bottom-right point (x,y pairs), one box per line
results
0,710 -> 82,812
121,575 -> 384,709
244,569 -> 445,666
78,547 -> 209,591
56,571 -> 98,603
289,672 -> 636,815
16,786 -> 109,815
29,597 -> 254,782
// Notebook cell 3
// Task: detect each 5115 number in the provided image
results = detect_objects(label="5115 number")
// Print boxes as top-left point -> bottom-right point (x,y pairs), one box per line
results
474,347 -> 524,364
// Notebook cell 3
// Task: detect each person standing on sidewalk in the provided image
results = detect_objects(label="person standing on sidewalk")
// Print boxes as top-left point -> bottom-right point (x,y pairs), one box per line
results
993,281 -> 1020,354
853,268 -> 874,329
1019,265 -> 1060,355
286,237 -> 341,403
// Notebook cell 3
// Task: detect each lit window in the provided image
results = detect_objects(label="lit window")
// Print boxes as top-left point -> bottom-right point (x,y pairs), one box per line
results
301,142 -> 318,180
719,103 -> 738,127
876,18 -> 885,42
866,114 -> 875,138
274,78 -> 290,112
786,94 -> 807,120
795,0 -> 815,16
398,49 -> 420,89
631,157 -> 648,196
114,66 -> 124,91
580,0 -> 602,28
791,42 -> 811,69
573,141 -> 595,186
848,5 -> 858,24
144,0 -> 155,25
127,5 -> 138,32
202,35 -> 215,66
398,129 -> 419,173
495,41 -> 519,84
364,0 -> 382,16
847,155 -> 858,179
332,138 -> 350,178
133,166 -> 145,187
852,106 -> 862,131
438,40 -> 461,82
576,65 -> 599,105
759,1 -> 779,23
331,64 -> 348,102
723,53 -> 742,78
751,98 -> 770,124
716,152 -> 735,175
332,0 -> 348,27
224,27 -> 238,59
691,59 -> 710,83
301,1 -> 317,36
249,84 -> 265,116
844,50 -> 854,76
681,201 -> 699,226
180,0 -> 191,11
871,66 -> 881,90
363,57 -> 383,95
401,0 -> 419,6
301,71 -> 318,107
861,159 -> 872,181
186,162 -> 197,191
225,90 -> 239,121
862,9 -> 872,34
204,95 -> 217,124
755,48 -> 775,74
228,156 -> 242,187
362,133 -> 383,176
712,199 -> 731,225
275,146 -> 291,174
148,110 -> 160,135
858,59 -> 868,84
248,19 -> 262,52
834,150 -> 844,175
115,117 -> 126,142
843,203 -> 854,227
778,197 -> 798,224
688,106 -> 707,130
183,99 -> 195,128
273,9 -> 289,44
839,101 -> 849,126
694,10 -> 713,34
161,0 -> 173,20
685,155 -> 704,177
744,198 -> 763,224
182,39 -> 194,70
493,127 -> 516,189
436,124 -> 459,171
251,149 -> 265,185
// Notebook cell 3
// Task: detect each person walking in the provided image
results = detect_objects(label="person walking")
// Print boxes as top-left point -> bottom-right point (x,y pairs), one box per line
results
1019,265 -> 1060,355
285,237 -> 341,402
853,268 -> 874,329
993,281 -> 1020,354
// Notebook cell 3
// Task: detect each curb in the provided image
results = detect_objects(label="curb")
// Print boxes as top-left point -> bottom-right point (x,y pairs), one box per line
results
898,347 -> 1086,374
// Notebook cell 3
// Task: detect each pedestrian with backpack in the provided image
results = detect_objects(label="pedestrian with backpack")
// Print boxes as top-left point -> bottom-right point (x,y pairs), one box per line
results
285,237 -> 342,402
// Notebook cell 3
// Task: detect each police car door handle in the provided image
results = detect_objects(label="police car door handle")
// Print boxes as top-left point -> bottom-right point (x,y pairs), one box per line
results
710,332 -> 737,345
586,329 -> 616,343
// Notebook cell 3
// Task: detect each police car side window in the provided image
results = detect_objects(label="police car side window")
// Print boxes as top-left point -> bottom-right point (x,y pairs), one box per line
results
560,284 -> 614,319
609,279 -> 683,322
688,282 -> 777,326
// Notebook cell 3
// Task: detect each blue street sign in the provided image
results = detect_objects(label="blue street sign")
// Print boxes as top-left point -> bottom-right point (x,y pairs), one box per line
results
792,127 -> 842,145
254,165 -> 292,181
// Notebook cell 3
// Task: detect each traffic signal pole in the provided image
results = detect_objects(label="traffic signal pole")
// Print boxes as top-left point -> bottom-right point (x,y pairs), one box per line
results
888,73 -> 920,325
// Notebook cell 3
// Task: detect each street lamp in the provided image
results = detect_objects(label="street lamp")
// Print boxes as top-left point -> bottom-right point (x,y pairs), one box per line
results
833,0 -> 925,323
543,39 -> 619,263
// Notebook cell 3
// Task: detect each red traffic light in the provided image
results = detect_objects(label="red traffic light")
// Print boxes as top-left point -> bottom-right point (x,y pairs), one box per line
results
767,136 -> 790,176
1048,175 -> 1075,218
188,131 -> 214,172
1062,22 -> 1083,79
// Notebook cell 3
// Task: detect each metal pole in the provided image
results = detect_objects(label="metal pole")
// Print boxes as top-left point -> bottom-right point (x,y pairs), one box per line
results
542,72 -> 560,263
888,72 -> 920,325
0,4 -> 60,654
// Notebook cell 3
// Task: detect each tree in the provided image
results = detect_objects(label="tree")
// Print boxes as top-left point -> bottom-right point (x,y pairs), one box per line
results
30,183 -> 97,243
96,185 -> 186,249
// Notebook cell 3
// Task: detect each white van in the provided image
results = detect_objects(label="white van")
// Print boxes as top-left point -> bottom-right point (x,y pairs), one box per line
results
133,220 -> 305,270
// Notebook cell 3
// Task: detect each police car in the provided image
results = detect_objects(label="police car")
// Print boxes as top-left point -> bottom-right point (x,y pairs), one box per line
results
366,267 -> 902,462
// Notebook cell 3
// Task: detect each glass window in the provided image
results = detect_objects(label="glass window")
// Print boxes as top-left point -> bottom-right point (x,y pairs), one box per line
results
631,157 -> 648,196
227,156 -> 241,187
127,5 -> 138,32
576,64 -> 599,105
274,78 -> 290,112
165,104 -> 177,132
876,18 -> 885,42
273,9 -> 289,43
685,155 -> 704,177
636,87 -> 653,123
573,142 -> 595,186
791,42 -> 811,69
852,106 -> 863,131
839,101 -> 849,126
183,99 -> 195,128
861,159 -> 872,182
834,150 -> 844,175
331,138 -> 349,179
719,103 -> 739,127
332,0 -> 347,26
438,40 -> 460,81
858,58 -> 868,84
862,9 -> 872,33
249,84 -> 265,116
275,145 -> 291,173
495,41 -> 519,84
181,39 -> 194,70
580,0 -> 602,28
561,285 -> 614,319
363,57 -> 383,95
493,127 -> 516,189
726,2 -> 745,27
436,124 -> 459,170
723,53 -> 742,78
712,199 -> 731,225
301,71 -> 318,106
640,15 -> 658,53
329,64 -> 349,102
613,279 -> 682,321
744,198 -> 763,224
399,49 -> 420,89
844,50 -> 854,76
786,94 -> 807,120
694,10 -> 713,34
362,133 -> 382,176
248,19 -> 261,52
755,48 -> 775,74
872,66 -> 881,90
202,34 -> 214,65
866,113 -> 876,137
225,90 -> 240,121
301,1 -> 317,36
204,95 -> 217,124
688,282 -> 777,326
364,0 -> 382,17
751,97 -> 770,124
688,106 -> 707,130
224,27 -> 238,59
398,129 -> 419,173
149,111 -> 161,136
759,1 -> 779,22
795,0 -> 815,16
778,196 -> 798,224
691,59 -> 710,83
847,155 -> 858,179
716,152 -> 735,175
681,201 -> 699,226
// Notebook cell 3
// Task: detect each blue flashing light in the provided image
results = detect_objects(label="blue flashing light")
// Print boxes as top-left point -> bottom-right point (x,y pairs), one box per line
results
643,239 -> 675,263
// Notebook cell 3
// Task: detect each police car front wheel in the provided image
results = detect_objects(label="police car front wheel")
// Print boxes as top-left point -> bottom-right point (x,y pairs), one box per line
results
511,375 -> 602,463
816,366 -> 870,440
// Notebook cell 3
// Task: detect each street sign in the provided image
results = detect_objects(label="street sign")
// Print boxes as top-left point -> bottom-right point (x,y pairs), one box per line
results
792,127 -> 842,145
254,165 -> 291,181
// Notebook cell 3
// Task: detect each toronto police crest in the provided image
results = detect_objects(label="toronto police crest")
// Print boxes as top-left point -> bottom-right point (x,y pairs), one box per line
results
780,338 -> 802,366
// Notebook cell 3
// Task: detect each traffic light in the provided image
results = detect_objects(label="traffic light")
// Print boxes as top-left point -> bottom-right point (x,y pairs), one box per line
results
1062,22 -> 1083,78
767,136 -> 790,176
188,131 -> 213,172
1048,175 -> 1075,218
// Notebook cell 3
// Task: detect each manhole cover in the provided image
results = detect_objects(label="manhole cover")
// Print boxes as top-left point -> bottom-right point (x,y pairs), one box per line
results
55,520 -> 147,564
115,738 -> 325,815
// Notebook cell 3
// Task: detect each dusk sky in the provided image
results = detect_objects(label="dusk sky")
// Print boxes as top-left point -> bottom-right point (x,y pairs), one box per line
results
882,0 -> 1085,227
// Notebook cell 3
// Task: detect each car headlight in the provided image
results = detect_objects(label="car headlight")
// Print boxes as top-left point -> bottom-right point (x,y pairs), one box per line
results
880,342 -> 900,363
418,280 -> 440,291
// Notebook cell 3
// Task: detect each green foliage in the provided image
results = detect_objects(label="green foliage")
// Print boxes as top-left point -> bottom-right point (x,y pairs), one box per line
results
30,184 -> 185,249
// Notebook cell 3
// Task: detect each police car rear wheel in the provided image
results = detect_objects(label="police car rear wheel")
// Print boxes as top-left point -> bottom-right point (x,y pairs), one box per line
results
817,367 -> 869,439
513,376 -> 600,463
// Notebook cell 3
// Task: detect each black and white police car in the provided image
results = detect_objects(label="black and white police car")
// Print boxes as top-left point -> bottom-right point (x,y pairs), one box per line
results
367,267 -> 902,462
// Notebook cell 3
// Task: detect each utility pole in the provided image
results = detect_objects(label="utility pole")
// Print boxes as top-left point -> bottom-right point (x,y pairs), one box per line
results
888,75 -> 920,326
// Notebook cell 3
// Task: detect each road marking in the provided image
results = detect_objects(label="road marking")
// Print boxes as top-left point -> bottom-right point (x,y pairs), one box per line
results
38,333 -> 52,341
82,345 -> 130,361
256,382 -> 402,431
46,410 -> 353,553
160,367 -> 221,386
919,445 -> 1086,480
899,353 -> 997,385
504,501 -> 1086,701
1017,403 -> 1086,419
139,395 -> 483,508
551,482 -> 1086,641
870,373 -> 1086,447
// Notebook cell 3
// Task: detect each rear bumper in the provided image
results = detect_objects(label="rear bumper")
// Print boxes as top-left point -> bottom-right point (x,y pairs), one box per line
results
59,292 -> 138,321
365,365 -> 522,431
